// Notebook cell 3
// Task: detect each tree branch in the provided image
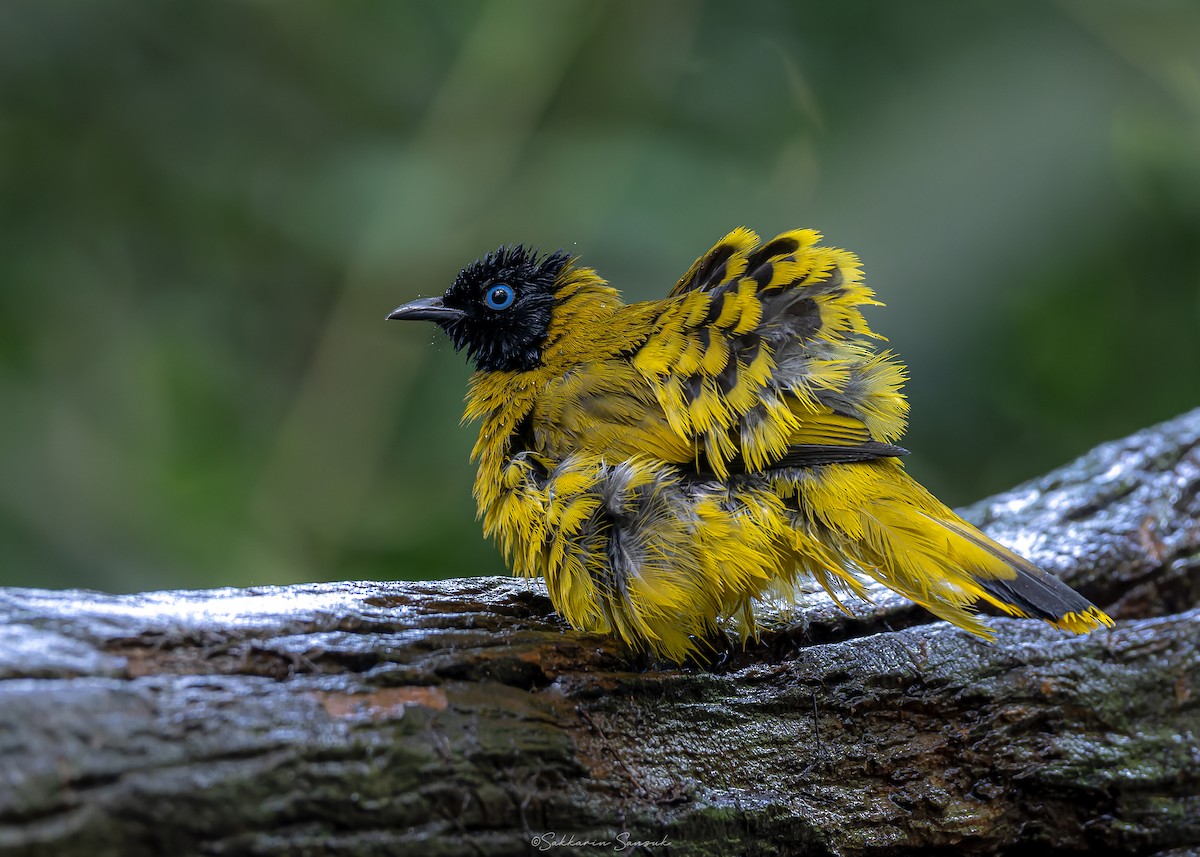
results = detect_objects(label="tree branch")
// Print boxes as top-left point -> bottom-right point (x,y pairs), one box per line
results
2,410 -> 1198,856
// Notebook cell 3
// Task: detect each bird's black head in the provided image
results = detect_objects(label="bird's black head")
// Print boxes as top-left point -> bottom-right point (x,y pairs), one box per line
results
388,245 -> 571,372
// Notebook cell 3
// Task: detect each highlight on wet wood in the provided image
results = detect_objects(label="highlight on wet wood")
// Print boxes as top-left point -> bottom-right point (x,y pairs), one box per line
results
0,410 -> 1198,857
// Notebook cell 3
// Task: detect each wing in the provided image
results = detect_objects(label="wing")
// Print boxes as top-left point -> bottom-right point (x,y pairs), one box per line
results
528,228 -> 908,477
631,227 -> 910,478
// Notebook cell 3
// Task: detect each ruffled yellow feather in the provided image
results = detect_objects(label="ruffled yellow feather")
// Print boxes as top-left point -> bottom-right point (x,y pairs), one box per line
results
461,229 -> 1112,660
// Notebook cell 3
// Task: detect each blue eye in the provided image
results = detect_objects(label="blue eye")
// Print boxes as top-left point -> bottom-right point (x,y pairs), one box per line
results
484,283 -> 515,310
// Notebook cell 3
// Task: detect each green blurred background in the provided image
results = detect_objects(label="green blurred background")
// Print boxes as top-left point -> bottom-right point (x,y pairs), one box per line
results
2,1 -> 1197,593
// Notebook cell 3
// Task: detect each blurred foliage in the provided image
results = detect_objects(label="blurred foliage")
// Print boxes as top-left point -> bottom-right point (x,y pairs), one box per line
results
0,0 -> 1197,592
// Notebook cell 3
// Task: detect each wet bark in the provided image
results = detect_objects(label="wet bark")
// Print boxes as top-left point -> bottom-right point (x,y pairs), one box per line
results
1,410 -> 1198,857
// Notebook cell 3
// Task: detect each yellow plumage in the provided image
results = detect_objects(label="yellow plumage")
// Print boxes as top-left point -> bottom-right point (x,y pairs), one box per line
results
389,228 -> 1113,661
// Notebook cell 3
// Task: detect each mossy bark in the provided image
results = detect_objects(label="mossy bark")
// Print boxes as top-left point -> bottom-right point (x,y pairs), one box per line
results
1,411 -> 1198,856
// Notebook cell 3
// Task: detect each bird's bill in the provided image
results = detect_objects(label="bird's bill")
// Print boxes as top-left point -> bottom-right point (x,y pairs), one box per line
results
386,296 -> 464,323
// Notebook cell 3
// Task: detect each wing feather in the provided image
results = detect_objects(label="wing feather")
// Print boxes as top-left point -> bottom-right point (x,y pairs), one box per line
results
644,229 -> 908,476
533,229 -> 909,478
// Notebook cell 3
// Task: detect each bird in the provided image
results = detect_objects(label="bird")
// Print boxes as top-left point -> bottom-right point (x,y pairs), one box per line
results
388,227 -> 1113,661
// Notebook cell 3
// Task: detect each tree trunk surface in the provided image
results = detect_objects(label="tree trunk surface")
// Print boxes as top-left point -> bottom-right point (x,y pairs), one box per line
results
2,411 -> 1199,857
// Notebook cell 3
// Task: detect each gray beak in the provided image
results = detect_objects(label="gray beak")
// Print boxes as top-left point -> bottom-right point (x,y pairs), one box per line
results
386,296 -> 464,323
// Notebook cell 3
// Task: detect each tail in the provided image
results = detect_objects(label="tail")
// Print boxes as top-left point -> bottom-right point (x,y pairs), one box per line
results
793,460 -> 1113,637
